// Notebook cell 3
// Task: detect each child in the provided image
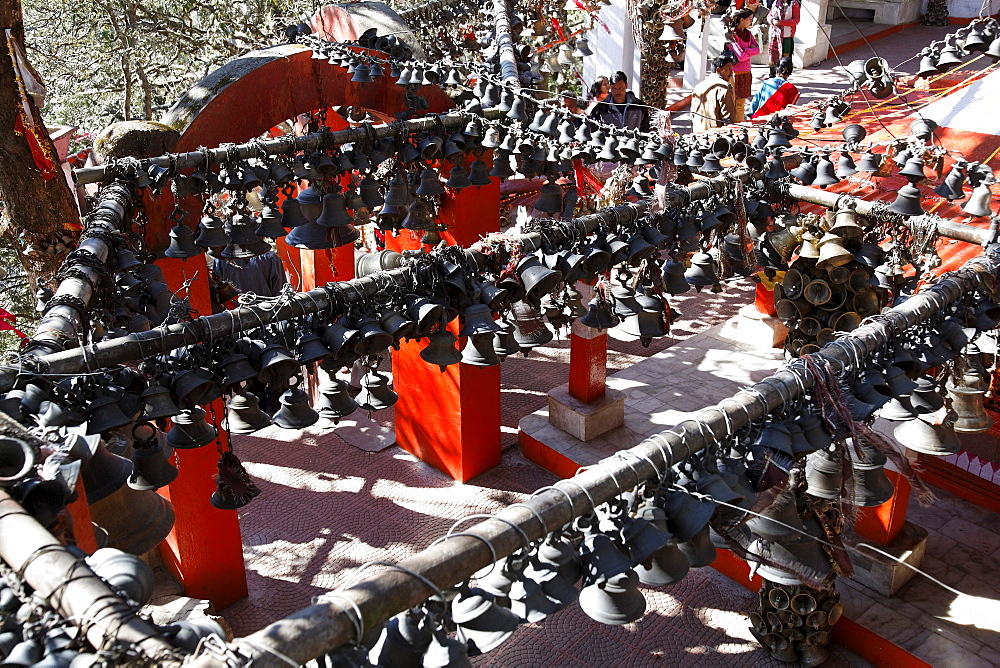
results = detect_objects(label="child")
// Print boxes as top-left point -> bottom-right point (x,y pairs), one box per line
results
726,9 -> 760,123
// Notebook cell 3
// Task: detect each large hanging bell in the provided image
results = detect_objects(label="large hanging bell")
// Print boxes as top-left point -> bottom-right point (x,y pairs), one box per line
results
272,386 -> 319,429
315,377 -> 359,422
81,439 -> 133,503
892,408 -> 960,456
128,424 -> 178,491
164,224 -> 202,259
356,369 -> 398,411
165,407 -> 218,449
226,392 -> 271,434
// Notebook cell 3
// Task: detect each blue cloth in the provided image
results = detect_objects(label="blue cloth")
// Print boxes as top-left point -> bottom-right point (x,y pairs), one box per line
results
750,76 -> 787,115
210,251 -> 288,298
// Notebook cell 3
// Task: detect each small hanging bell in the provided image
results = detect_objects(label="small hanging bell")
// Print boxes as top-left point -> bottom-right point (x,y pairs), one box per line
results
166,407 -> 218,449
128,424 -> 178,491
164,225 -> 202,259
272,385 -> 320,429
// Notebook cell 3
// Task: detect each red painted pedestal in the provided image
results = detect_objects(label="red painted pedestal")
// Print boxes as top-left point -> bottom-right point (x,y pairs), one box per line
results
67,484 -> 98,554
569,329 -> 608,403
156,255 -> 248,609
854,470 -> 911,546
391,172 -> 502,481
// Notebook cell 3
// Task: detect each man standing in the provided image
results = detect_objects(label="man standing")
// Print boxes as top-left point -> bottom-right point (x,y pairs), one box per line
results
690,54 -> 737,133
589,71 -> 651,132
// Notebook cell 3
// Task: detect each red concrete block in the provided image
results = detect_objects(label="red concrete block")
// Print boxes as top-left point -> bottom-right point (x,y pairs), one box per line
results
517,429 -> 582,480
156,255 -> 248,609
393,324 -> 501,482
66,483 -> 98,554
568,332 -> 608,404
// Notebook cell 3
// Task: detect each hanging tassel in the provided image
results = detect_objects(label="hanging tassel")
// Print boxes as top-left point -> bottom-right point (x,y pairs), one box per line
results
213,450 -> 262,510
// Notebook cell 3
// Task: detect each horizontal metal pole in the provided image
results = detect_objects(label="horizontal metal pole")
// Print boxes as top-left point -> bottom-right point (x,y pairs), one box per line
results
785,183 -> 997,246
190,248 -> 999,667
0,489 -> 180,662
17,167 -> 770,385
72,113 -> 483,186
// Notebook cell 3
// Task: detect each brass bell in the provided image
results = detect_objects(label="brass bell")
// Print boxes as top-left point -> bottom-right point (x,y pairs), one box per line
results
219,352 -> 258,389
947,371 -> 993,433
684,252 -> 718,288
452,584 -> 520,654
962,179 -> 994,217
849,439 -> 894,507
165,407 -> 218,449
139,383 -> 181,421
226,392 -> 271,434
517,256 -> 563,302
579,570 -> 646,625
272,386 -> 319,429
128,424 -> 178,491
461,333 -> 502,366
675,524 -> 717,568
353,318 -> 394,357
314,191 -> 353,228
356,369 -> 397,411
315,377 -> 359,422
164,224 -> 202,259
257,337 -> 300,386
284,220 -> 334,250
815,233 -> 853,270
892,408 -> 959,456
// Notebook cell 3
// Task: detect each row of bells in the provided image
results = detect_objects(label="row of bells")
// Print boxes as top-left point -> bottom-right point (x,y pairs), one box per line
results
916,18 -> 1000,78
363,471 -> 756,666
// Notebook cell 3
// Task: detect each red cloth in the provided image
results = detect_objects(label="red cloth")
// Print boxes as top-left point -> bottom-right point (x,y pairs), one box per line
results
750,81 -> 800,119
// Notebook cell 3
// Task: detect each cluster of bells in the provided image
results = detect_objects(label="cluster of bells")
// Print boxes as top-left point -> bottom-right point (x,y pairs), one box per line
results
915,18 -> 1000,79
768,213 -> 888,353
36,248 -> 173,340
0,549 -> 224,666
750,578 -> 843,666
789,123 -> 880,188
841,56 -> 895,100
672,119 -> 796,177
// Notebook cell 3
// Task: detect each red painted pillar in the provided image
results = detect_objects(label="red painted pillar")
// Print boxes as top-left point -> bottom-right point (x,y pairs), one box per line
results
392,165 -> 503,481
67,484 -> 98,554
568,280 -> 608,403
156,254 -> 248,609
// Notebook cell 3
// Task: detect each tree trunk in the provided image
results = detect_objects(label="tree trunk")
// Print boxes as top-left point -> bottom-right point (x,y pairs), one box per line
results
0,0 -> 79,275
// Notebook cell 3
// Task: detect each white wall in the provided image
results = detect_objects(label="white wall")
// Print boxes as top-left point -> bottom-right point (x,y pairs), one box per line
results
949,0 -> 1000,17
582,0 -> 641,94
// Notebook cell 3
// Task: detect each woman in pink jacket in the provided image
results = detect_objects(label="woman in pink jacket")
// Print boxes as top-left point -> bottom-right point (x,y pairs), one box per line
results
726,8 -> 760,124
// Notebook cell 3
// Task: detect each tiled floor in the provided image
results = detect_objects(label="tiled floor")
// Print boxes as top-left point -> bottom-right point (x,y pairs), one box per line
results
221,279 -> 868,665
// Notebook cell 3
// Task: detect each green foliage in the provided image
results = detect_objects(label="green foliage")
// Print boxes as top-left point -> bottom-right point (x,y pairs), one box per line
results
0,238 -> 35,353
24,0 -> 319,133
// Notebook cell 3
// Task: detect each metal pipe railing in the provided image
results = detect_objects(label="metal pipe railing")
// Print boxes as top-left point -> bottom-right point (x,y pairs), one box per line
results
185,247 -> 999,667
786,183 -> 998,247
0,489 -> 180,663
72,112 -> 482,186
14,167 -> 776,390
31,182 -> 135,355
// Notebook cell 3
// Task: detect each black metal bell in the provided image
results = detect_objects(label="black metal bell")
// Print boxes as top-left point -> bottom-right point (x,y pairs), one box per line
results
166,407 -> 218,449
888,183 -> 925,217
272,386 -> 319,429
128,424 -> 178,491
420,330 -> 463,371
80,439 -> 133,503
164,224 -> 202,259
356,369 -> 397,411
257,337 -> 301,386
195,211 -> 231,248
226,392 -> 271,434
315,377 -> 359,422
210,450 -> 262,510
461,333 -> 502,366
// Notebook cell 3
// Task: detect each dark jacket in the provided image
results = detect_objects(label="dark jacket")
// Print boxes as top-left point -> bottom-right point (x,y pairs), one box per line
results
589,91 -> 651,132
